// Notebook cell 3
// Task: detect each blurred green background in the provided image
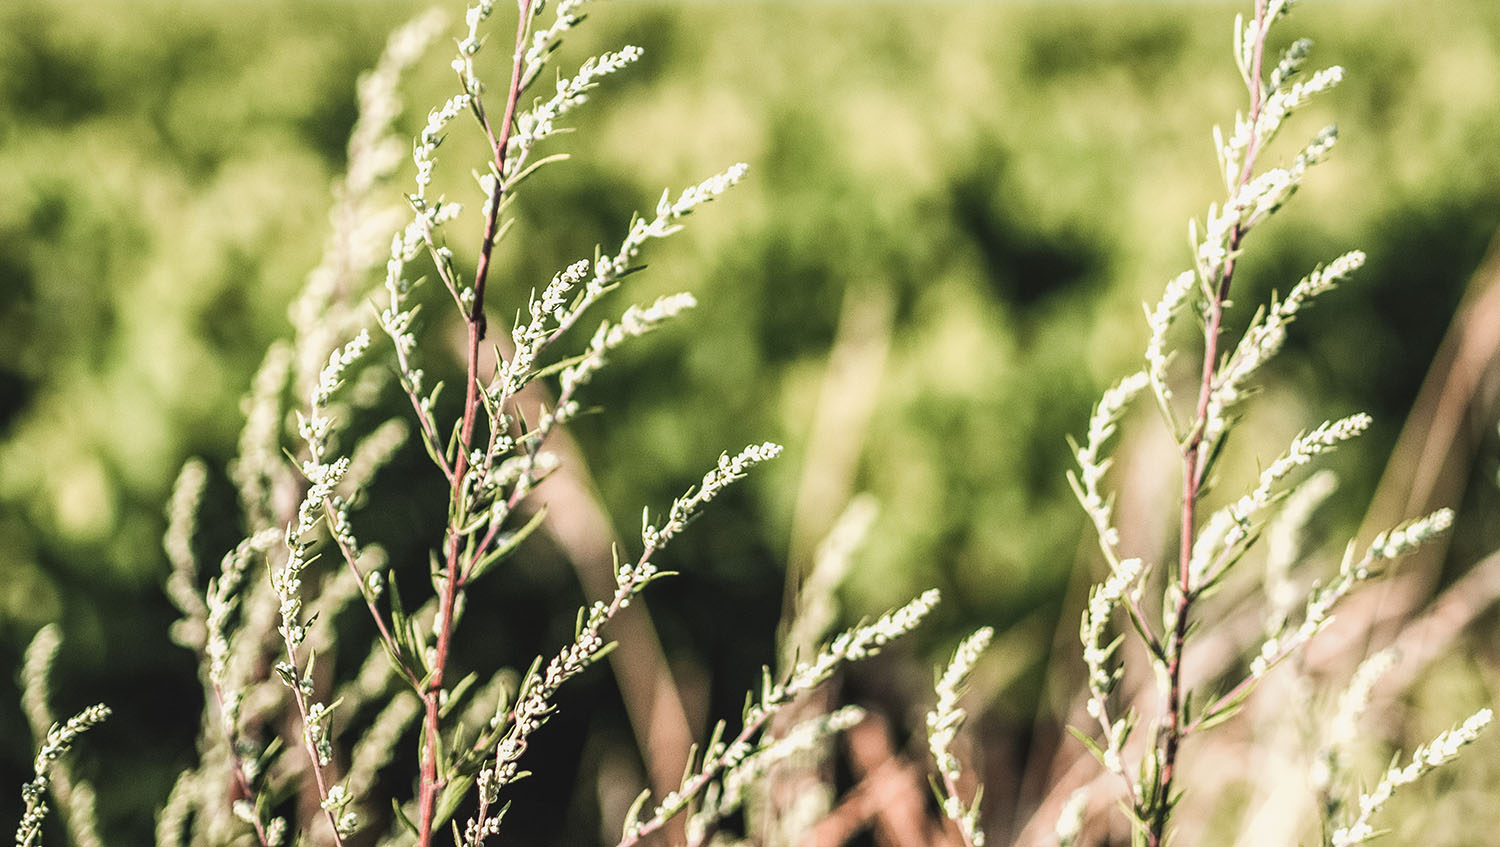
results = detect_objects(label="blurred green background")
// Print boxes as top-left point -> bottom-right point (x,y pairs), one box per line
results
2,0 -> 1499,843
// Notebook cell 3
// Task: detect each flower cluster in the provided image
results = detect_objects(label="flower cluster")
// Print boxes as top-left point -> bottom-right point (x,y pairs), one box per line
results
928,627 -> 994,847
1331,709 -> 1494,847
620,590 -> 941,847
642,442 -> 785,551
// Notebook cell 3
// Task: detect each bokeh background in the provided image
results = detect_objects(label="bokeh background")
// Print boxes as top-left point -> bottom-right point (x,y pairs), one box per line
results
3,0 -> 1500,844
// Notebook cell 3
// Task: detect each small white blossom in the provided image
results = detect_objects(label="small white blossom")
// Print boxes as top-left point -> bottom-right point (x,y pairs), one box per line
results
928,628 -> 993,847
1191,415 -> 1370,585
1332,709 -> 1491,847
642,442 -> 782,550
1369,508 -> 1454,560
1068,372 -> 1148,555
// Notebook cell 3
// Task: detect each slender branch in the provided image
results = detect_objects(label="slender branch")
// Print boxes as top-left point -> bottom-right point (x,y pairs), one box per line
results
273,615 -> 348,847
1151,3 -> 1271,844
416,4 -> 535,844
208,685 -> 274,847
616,715 -> 772,847
321,495 -> 422,692
467,537 -> 664,844
392,362 -> 455,485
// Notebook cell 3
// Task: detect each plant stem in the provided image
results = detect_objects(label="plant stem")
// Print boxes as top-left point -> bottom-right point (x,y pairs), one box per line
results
616,708 -> 770,847
322,496 -> 423,692
279,636 -> 348,847
210,686 -> 274,847
416,4 -> 534,844
1150,4 -> 1270,844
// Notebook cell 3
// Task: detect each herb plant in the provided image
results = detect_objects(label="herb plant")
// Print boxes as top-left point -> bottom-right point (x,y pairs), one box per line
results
1065,2 -> 1489,845
11,2 -> 1492,846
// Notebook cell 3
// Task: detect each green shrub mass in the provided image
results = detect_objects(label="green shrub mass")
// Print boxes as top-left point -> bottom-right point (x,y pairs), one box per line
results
1,0 -> 1498,844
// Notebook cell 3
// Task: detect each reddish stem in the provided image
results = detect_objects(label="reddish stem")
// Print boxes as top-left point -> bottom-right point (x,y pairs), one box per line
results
415,4 -> 534,845
322,496 -> 422,692
278,636 -> 348,847
1148,4 -> 1270,845
211,685 -> 275,847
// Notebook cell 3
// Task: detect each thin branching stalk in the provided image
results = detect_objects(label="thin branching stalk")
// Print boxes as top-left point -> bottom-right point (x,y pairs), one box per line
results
418,4 -> 534,842
202,530 -> 284,847
617,590 -> 941,847
1156,3 -> 1274,842
18,628 -> 109,847
322,496 -> 422,693
1062,3 -> 1486,845
928,627 -> 993,847
15,703 -> 110,847
275,638 -> 348,847
1331,709 -> 1493,847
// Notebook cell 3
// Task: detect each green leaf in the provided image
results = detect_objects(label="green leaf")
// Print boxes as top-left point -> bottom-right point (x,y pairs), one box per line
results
705,719 -> 726,761
434,772 -> 477,830
622,788 -> 652,838
456,508 -> 491,538
1121,596 -> 1164,661
927,772 -> 945,806
492,215 -> 516,250
1198,680 -> 1256,732
508,152 -> 571,189
1066,725 -> 1110,770
680,741 -> 701,784
386,570 -> 417,676
1199,423 -> 1234,485
445,416 -> 464,467
528,352 -> 588,382
469,506 -> 548,583
391,799 -> 418,837
514,656 -> 544,705
441,672 -> 480,720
